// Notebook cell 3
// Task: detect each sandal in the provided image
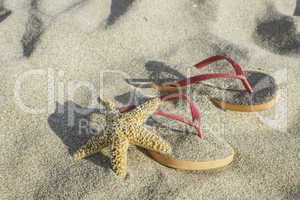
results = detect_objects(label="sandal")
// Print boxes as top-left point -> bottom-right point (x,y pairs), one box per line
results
121,94 -> 235,171
153,55 -> 277,112
149,134 -> 234,171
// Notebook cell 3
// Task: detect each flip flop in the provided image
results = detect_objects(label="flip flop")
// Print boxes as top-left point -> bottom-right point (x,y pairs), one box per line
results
121,94 -> 235,171
149,133 -> 234,171
153,55 -> 277,112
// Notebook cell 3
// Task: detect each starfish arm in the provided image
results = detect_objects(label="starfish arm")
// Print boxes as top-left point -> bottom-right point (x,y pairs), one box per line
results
74,134 -> 111,160
129,127 -> 172,154
99,98 -> 116,111
90,112 -> 103,122
89,113 -> 104,131
111,134 -> 129,177
122,97 -> 162,124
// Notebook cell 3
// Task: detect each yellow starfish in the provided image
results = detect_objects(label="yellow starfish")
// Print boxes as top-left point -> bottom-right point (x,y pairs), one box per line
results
74,97 -> 172,177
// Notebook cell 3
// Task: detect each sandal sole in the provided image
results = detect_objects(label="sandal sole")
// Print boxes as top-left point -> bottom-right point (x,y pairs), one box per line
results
210,96 -> 277,112
148,150 -> 234,171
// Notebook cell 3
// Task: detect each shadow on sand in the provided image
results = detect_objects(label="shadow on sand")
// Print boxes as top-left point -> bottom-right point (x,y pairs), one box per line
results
123,59 -> 240,100
295,0 -> 300,16
116,60 -> 186,108
125,60 -> 185,89
254,5 -> 300,55
106,0 -> 135,26
48,101 -> 111,169
0,7 -> 11,23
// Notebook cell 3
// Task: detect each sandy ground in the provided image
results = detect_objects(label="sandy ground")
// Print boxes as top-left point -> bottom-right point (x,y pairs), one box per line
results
0,0 -> 300,199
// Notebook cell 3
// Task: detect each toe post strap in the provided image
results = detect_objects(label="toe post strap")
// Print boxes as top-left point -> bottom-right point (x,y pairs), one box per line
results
119,94 -> 205,139
157,94 -> 204,138
158,55 -> 254,93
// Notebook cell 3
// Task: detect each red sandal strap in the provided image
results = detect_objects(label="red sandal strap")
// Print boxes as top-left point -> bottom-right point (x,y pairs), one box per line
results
158,94 -> 204,138
159,94 -> 201,121
155,111 -> 204,138
163,55 -> 253,93
175,73 -> 245,88
118,94 -> 204,138
195,55 -> 253,93
194,55 -> 245,74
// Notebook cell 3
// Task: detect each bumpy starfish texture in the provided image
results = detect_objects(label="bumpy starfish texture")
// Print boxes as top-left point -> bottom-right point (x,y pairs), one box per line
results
74,97 -> 172,177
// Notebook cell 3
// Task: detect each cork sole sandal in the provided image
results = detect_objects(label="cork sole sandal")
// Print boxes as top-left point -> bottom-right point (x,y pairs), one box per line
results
153,55 -> 277,112
147,94 -> 234,171
120,94 -> 234,171
148,134 -> 234,171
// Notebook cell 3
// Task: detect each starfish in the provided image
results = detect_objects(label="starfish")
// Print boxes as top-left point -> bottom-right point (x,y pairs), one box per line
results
74,97 -> 172,177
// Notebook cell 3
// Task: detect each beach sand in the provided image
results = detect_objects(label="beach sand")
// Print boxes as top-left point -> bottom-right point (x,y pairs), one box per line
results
0,0 -> 300,199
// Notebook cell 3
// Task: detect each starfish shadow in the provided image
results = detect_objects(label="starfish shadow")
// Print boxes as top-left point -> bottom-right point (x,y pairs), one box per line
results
48,101 -> 111,169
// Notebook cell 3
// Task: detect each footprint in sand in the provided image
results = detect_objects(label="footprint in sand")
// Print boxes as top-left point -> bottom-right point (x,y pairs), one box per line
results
0,4 -> 11,23
21,0 -> 135,57
295,0 -> 300,16
106,0 -> 135,26
254,4 -> 300,55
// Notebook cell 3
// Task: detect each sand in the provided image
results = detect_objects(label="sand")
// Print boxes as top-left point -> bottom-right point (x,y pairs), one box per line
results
0,0 -> 300,199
